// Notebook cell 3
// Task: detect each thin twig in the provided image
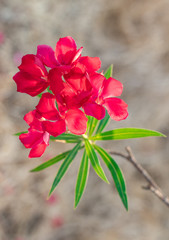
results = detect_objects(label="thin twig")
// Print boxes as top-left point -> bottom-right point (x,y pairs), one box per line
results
109,146 -> 169,208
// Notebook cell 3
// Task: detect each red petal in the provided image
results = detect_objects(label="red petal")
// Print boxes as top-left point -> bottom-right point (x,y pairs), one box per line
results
24,110 -> 43,131
64,62 -> 86,86
49,69 -> 81,108
64,62 -> 91,92
19,130 -> 44,148
43,120 -> 66,137
13,71 -> 48,96
29,142 -> 47,158
103,98 -> 128,121
54,65 -> 72,74
83,102 -> 105,120
101,78 -> 123,99
36,93 -> 60,120
37,45 -> 59,68
65,109 -> 88,135
49,69 -> 65,96
89,73 -> 105,93
79,56 -> 101,72
65,74 -> 92,93
18,54 -> 47,77
55,36 -> 77,65
43,131 -> 50,145
72,47 -> 83,63
24,110 -> 36,125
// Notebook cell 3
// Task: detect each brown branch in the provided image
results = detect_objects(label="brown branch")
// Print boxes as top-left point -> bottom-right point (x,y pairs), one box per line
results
109,146 -> 169,208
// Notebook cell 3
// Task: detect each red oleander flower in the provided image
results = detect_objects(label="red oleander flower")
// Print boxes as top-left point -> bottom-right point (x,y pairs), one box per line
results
19,110 -> 50,158
13,54 -> 49,96
84,76 -> 128,121
13,36 -> 166,211
14,36 -> 128,159
36,93 -> 88,135
49,55 -> 102,111
37,36 -> 83,71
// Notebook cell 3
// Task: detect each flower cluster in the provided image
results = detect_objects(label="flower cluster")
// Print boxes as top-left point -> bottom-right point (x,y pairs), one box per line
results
13,36 -> 128,158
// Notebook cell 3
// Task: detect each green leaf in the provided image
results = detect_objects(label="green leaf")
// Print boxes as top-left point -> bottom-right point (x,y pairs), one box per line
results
93,65 -> 113,135
47,86 -> 53,94
86,116 -> 94,136
49,142 -> 81,197
14,131 -> 83,143
84,139 -> 109,184
88,117 -> 99,136
50,133 -> 83,143
75,150 -> 90,208
95,110 -> 110,135
104,64 -> 113,79
37,93 -> 42,98
14,131 -> 28,136
94,144 -> 128,210
30,150 -> 70,172
85,65 -> 114,137
90,128 -> 166,141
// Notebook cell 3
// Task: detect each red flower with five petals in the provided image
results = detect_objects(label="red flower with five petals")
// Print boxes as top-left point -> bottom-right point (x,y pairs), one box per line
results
37,36 -> 83,72
83,77 -> 128,121
19,110 -> 50,158
36,93 -> 88,136
13,54 -> 49,96
14,36 -> 128,158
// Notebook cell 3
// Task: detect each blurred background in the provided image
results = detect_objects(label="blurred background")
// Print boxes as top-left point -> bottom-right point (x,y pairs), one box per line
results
0,0 -> 169,239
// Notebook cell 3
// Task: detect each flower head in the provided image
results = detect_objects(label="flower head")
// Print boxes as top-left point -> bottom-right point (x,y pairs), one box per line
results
14,36 -> 128,158
13,54 -> 49,96
19,110 -> 50,158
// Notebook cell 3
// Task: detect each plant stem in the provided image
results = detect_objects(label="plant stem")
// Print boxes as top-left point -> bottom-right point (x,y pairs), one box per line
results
109,146 -> 169,208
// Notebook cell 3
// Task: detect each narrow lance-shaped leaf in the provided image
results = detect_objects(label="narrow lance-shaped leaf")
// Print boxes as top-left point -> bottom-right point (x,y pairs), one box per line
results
30,150 -> 70,172
95,110 -> 110,135
90,128 -> 166,141
49,142 -> 81,197
14,131 -> 28,136
88,117 -> 99,136
94,144 -> 128,210
47,86 -> 53,94
84,139 -> 109,184
86,116 -> 93,136
50,133 -> 83,143
86,64 -> 114,137
37,87 -> 52,99
95,64 -> 113,135
104,64 -> 113,80
37,93 -> 43,98
15,132 -> 82,143
75,149 -> 90,208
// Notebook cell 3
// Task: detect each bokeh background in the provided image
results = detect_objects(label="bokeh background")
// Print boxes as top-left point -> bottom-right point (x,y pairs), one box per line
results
0,0 -> 169,239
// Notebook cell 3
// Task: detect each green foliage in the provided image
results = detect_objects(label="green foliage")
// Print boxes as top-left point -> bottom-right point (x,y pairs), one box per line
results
49,142 -> 81,197
37,93 -> 43,98
94,144 -> 128,210
30,150 -> 70,172
85,139 -> 109,184
87,116 -> 99,137
50,133 -> 83,143
95,110 -> 110,135
75,150 -> 90,208
85,64 -> 114,137
90,128 -> 165,141
14,131 -> 28,136
104,64 -> 113,80
15,65 -> 166,209
15,131 -> 82,143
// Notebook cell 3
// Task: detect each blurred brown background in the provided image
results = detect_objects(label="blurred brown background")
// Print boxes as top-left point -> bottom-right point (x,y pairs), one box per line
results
0,0 -> 169,239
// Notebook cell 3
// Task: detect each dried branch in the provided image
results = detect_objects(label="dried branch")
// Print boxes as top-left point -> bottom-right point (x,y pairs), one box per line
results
109,146 -> 169,208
